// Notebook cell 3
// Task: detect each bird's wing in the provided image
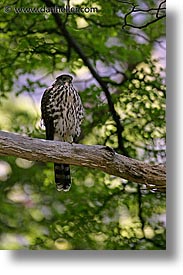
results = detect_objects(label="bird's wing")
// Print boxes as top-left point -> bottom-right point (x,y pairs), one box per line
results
41,87 -> 54,140
45,119 -> 54,140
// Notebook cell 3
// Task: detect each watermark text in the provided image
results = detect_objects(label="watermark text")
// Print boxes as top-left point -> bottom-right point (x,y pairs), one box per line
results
4,5 -> 99,14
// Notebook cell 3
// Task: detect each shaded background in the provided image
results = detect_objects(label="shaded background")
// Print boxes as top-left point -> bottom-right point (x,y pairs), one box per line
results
0,0 -> 166,250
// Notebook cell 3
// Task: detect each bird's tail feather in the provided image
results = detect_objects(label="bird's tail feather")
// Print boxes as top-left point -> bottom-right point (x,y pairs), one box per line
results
54,163 -> 71,192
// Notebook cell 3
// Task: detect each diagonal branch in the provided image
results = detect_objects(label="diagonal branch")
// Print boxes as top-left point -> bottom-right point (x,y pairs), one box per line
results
0,131 -> 166,192
42,0 -> 127,155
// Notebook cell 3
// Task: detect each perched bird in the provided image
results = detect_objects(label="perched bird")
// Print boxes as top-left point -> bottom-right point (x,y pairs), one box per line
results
41,74 -> 84,191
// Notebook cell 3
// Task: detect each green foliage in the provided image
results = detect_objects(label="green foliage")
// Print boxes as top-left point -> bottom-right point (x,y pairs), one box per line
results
0,0 -> 166,249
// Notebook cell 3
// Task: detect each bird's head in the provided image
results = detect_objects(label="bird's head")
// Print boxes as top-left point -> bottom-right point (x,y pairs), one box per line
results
55,74 -> 73,86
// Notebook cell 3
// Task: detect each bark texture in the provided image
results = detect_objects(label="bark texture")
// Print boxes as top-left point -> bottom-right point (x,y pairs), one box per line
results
0,131 -> 166,192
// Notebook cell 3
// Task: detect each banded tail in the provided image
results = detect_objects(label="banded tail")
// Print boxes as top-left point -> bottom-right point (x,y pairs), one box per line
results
54,163 -> 71,192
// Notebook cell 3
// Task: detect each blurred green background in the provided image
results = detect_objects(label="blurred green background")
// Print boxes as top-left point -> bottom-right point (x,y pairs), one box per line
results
0,0 -> 166,249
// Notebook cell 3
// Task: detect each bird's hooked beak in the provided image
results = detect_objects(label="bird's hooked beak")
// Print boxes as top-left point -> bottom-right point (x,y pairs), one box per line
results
64,81 -> 70,86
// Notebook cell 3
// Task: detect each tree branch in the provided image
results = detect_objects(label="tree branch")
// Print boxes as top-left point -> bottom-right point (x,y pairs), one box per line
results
123,15 -> 166,30
42,0 -> 127,155
122,0 -> 166,30
0,131 -> 166,192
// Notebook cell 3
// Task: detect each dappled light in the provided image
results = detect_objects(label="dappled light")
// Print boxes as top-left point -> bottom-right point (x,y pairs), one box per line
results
0,0 -> 166,250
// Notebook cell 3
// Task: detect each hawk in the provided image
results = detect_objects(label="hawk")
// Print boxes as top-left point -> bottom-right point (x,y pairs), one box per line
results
41,74 -> 84,191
